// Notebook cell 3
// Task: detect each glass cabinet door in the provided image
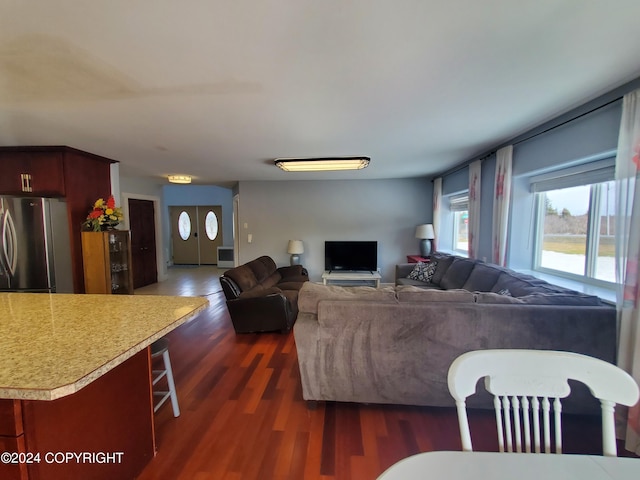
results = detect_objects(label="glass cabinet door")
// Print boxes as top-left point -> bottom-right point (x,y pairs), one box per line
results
82,230 -> 134,294
108,231 -> 133,294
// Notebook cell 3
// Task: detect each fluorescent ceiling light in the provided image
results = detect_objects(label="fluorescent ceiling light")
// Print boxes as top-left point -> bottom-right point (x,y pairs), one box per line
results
274,156 -> 370,172
167,175 -> 192,184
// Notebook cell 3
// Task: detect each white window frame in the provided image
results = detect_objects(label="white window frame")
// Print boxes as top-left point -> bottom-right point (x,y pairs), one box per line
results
530,158 -> 616,288
449,192 -> 469,256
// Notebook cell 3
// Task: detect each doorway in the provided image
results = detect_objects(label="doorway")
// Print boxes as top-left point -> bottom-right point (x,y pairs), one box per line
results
128,198 -> 158,289
169,205 -> 223,265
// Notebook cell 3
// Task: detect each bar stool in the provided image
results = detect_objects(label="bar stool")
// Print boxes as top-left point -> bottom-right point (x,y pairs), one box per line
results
150,337 -> 180,417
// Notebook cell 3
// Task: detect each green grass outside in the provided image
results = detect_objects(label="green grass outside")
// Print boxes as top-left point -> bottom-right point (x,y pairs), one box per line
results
543,235 -> 615,257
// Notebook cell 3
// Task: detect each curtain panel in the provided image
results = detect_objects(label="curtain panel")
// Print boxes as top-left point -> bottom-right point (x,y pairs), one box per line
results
433,177 -> 442,252
614,88 -> 640,455
468,161 -> 481,259
492,146 -> 513,266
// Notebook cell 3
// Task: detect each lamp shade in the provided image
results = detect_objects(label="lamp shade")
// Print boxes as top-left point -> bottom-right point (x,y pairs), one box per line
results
415,224 -> 435,239
287,240 -> 304,254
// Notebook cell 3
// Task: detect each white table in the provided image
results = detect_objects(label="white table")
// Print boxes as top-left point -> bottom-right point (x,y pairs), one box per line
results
377,451 -> 639,480
321,270 -> 382,287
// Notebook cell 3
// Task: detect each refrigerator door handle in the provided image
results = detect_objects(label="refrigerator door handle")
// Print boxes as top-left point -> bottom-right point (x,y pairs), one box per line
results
2,209 -> 18,277
0,210 -> 6,275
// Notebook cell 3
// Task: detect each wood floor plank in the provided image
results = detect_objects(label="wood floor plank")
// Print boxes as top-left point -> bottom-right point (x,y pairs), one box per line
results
135,267 -> 635,480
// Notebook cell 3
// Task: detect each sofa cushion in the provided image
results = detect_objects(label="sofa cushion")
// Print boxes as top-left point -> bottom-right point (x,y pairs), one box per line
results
276,281 -> 308,291
224,264 -> 259,291
249,256 -> 275,282
261,272 -> 282,289
462,263 -> 502,292
407,262 -> 437,283
277,264 -> 306,279
439,258 -> 476,290
517,293 -> 603,306
238,285 -> 280,299
297,282 -> 397,314
491,272 -> 548,297
429,254 -> 455,286
474,291 -> 525,304
396,277 -> 441,288
396,286 -> 476,303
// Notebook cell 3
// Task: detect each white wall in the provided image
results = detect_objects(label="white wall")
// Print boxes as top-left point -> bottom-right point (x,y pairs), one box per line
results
236,178 -> 432,282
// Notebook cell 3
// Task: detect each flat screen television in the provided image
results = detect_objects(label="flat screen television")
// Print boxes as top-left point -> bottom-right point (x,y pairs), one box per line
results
324,241 -> 378,272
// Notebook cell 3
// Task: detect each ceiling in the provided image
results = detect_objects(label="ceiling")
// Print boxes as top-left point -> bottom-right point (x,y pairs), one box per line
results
1,1 -> 640,187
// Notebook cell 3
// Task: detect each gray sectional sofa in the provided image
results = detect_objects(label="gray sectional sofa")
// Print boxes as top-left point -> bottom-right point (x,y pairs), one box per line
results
396,252 -> 607,304
293,254 -> 616,412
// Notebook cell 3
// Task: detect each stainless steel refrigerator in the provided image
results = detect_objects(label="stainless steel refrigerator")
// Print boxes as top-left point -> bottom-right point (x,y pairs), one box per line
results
0,196 -> 73,293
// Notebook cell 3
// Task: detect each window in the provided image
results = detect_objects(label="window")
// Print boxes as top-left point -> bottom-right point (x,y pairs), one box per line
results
532,161 -> 615,285
177,211 -> 191,240
204,210 -> 219,241
449,193 -> 469,255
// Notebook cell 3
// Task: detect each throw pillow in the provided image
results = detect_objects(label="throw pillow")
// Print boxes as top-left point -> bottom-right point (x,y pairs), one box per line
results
407,261 -> 437,283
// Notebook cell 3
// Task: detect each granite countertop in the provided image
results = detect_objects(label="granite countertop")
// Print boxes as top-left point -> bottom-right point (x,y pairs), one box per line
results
0,293 -> 209,401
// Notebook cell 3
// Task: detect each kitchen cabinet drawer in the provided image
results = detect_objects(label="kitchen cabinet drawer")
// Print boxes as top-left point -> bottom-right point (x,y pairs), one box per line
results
0,151 -> 65,196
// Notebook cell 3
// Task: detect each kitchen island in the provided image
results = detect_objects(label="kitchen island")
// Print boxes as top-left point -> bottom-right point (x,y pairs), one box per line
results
0,292 -> 208,480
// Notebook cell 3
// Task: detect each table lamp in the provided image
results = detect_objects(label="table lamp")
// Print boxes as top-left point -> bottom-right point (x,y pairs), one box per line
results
287,240 -> 304,265
415,224 -> 435,257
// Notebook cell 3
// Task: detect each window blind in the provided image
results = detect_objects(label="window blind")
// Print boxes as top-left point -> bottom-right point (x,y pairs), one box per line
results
449,192 -> 469,211
530,158 -> 615,193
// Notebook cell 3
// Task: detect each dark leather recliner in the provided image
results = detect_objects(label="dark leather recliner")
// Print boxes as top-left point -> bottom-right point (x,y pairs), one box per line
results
220,256 -> 309,333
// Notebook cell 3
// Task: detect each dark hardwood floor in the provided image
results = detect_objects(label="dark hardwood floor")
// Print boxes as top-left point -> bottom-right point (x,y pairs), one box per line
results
135,268 -> 628,480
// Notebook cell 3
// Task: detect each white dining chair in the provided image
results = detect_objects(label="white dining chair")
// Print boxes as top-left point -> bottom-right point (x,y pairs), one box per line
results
447,349 -> 640,456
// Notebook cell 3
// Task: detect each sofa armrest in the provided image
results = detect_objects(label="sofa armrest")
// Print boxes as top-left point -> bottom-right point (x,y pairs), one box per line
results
239,286 -> 282,299
278,264 -> 309,280
226,293 -> 296,333
395,263 -> 416,281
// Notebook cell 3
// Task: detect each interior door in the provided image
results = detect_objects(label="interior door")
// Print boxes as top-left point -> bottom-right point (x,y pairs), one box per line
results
198,206 -> 223,265
170,206 -> 199,264
128,198 -> 158,288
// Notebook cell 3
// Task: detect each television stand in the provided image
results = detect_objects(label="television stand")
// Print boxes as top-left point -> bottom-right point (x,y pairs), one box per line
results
322,270 -> 382,288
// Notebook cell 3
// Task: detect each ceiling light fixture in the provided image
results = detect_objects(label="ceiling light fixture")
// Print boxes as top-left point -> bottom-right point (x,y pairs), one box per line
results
167,175 -> 192,184
274,156 -> 370,172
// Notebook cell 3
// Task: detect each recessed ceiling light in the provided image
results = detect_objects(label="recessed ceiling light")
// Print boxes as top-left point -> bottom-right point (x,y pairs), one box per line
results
274,156 -> 370,172
167,175 -> 192,184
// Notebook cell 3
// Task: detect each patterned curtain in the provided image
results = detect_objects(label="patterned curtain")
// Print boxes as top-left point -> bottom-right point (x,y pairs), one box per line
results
468,161 -> 481,259
433,177 -> 442,252
492,146 -> 513,266
615,88 -> 640,454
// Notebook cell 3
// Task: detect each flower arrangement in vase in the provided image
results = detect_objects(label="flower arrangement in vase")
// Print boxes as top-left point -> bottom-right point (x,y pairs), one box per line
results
83,195 -> 124,231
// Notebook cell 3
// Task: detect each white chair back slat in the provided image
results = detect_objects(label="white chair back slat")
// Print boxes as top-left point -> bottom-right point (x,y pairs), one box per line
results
521,396 -> 532,453
512,396 -> 523,453
447,349 -> 640,457
532,396 -> 541,453
600,400 -> 617,457
494,396 -> 505,453
502,396 -> 513,452
554,397 -> 563,454
542,396 -> 551,453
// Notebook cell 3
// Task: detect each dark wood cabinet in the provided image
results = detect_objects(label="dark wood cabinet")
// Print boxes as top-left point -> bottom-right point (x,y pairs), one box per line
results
0,151 -> 65,196
0,146 -> 115,293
